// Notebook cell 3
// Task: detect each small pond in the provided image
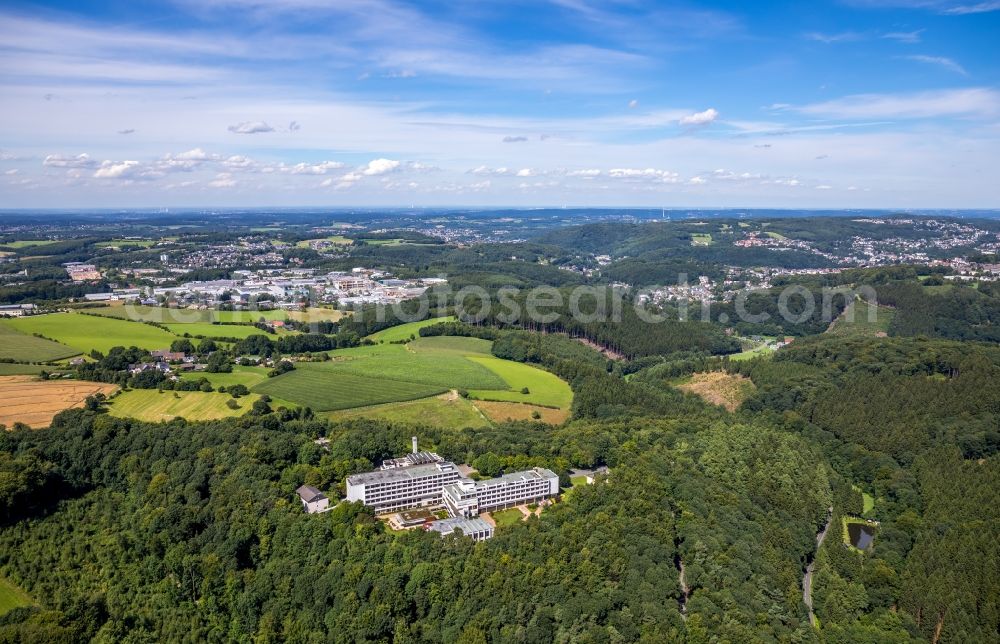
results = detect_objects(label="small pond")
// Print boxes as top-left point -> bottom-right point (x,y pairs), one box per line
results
847,522 -> 876,550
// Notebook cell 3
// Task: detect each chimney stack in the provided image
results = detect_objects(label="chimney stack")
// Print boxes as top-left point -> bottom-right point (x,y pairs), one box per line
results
412,436 -> 418,454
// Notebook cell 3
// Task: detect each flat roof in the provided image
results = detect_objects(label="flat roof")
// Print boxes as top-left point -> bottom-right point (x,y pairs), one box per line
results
428,517 -> 493,536
347,461 -> 456,486
476,467 -> 558,490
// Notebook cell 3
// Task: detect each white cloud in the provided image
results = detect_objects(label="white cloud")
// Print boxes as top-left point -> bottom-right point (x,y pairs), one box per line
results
174,148 -> 211,161
502,135 -> 529,143
805,31 -> 863,43
118,128 -> 135,135
608,168 -> 680,183
228,121 -> 275,134
208,172 -> 237,188
815,184 -> 833,190
882,30 -> 923,43
846,0 -> 1000,14
361,158 -> 400,176
43,153 -> 97,168
679,108 -> 719,126
515,168 -> 534,177
628,99 -> 638,109
795,88 -> 1000,119
468,166 -> 512,176
565,168 -> 601,177
93,160 -> 141,179
688,176 -> 707,185
901,55 -> 968,76
222,155 -> 255,169
286,161 -> 345,175
288,120 -> 301,131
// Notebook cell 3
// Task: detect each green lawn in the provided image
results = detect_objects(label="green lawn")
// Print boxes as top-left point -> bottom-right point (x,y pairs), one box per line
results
367,316 -> 457,342
309,343 -> 506,390
466,356 -> 573,408
407,336 -> 493,355
163,323 -> 273,339
827,298 -> 894,337
324,393 -> 490,428
1,239 -> 59,249
0,577 -> 33,616
90,305 -> 295,324
89,305 -> 215,323
691,233 -> 713,246
728,342 -> 775,362
252,369 -> 445,411
2,313 -> 178,354
0,323 -> 81,361
765,231 -> 789,240
491,508 -> 524,527
108,389 -> 260,422
180,365 -> 270,388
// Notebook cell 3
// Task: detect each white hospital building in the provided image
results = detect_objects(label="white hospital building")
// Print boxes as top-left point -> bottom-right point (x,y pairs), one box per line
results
345,439 -> 561,539
345,442 -> 461,513
442,468 -> 560,518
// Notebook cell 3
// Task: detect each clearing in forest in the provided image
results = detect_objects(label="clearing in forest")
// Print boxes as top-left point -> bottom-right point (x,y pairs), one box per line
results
676,371 -> 755,411
0,576 -> 33,616
472,400 -> 570,425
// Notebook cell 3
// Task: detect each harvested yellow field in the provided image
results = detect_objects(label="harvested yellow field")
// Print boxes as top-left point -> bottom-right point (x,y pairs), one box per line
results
676,371 -> 755,412
472,400 -> 570,425
0,376 -> 118,428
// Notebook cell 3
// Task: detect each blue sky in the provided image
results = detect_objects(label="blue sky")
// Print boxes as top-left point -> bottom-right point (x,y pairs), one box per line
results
0,0 -> 998,208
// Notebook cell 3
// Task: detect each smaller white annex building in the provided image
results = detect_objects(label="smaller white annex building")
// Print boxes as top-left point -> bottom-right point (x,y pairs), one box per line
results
296,485 -> 330,514
428,517 -> 494,542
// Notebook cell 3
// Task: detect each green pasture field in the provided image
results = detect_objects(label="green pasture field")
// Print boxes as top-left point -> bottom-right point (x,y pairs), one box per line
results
163,323 -> 274,339
367,316 -> 457,342
252,370 -> 445,411
407,336 -> 493,354
0,363 -> 51,375
0,324 -> 80,362
2,313 -> 177,354
691,233 -> 713,246
90,305 -> 292,324
1,240 -> 59,249
466,356 -> 573,409
89,305 -> 215,323
108,389 -> 260,422
324,393 -> 490,428
95,239 -> 156,248
765,231 -> 789,240
309,343 -> 506,390
0,577 -> 33,616
180,365 -> 271,389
